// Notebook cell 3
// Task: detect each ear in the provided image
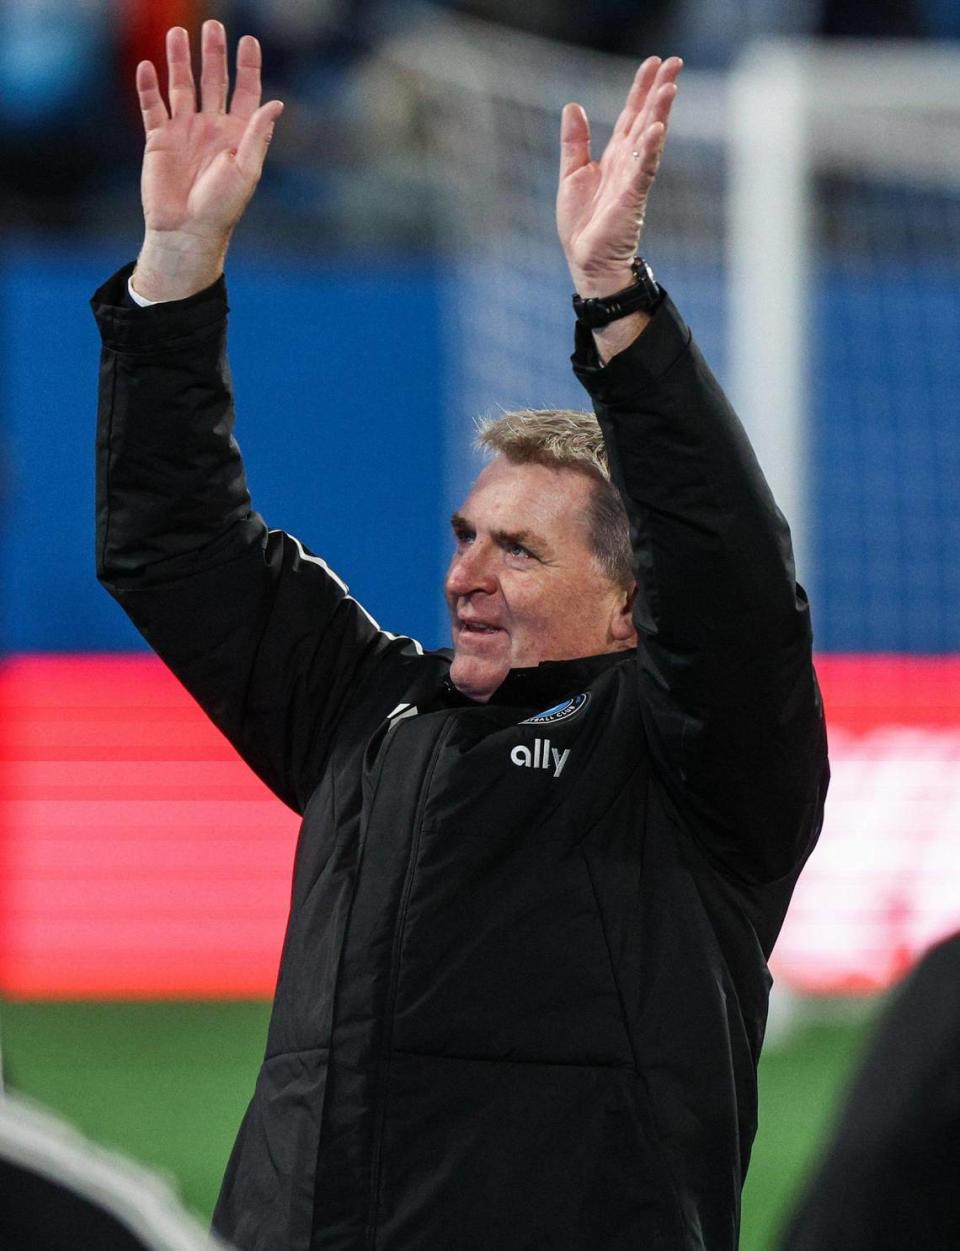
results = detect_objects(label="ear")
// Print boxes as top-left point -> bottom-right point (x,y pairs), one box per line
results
610,583 -> 638,645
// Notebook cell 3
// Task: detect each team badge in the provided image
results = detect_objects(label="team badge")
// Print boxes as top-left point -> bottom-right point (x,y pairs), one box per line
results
520,692 -> 590,725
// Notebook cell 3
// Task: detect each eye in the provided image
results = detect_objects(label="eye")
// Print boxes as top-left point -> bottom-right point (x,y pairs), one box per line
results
505,541 -> 531,558
453,526 -> 475,548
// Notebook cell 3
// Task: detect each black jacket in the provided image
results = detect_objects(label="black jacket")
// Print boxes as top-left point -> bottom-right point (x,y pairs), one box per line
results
92,264 -> 828,1251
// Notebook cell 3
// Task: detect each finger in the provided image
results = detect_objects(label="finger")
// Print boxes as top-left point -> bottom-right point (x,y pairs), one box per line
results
613,57 -> 660,138
166,26 -> 196,118
234,100 -> 284,183
633,120 -> 667,185
559,103 -> 591,183
136,60 -> 169,135
627,88 -> 677,187
200,18 -> 229,114
230,34 -> 263,121
628,58 -> 682,144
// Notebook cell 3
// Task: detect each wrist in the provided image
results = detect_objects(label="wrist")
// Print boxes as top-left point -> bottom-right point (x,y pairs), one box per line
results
572,258 -> 660,331
134,230 -> 229,302
567,251 -> 641,299
569,269 -> 635,300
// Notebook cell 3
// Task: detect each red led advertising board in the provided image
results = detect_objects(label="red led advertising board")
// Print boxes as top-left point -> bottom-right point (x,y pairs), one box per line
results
1,654 -> 958,997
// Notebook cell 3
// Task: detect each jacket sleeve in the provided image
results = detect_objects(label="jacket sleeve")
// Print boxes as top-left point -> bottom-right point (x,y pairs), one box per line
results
92,264 -> 420,814
574,293 -> 828,883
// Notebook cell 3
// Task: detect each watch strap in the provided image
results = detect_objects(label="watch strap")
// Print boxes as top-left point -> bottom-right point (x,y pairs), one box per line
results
572,257 -> 661,329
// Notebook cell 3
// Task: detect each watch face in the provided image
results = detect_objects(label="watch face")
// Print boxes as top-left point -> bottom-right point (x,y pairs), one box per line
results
631,258 -> 658,305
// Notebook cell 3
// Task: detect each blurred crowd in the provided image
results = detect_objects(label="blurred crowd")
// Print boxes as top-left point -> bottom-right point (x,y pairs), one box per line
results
1,0 -> 958,244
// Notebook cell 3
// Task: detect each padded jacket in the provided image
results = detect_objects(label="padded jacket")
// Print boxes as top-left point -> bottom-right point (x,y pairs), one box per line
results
92,264 -> 829,1251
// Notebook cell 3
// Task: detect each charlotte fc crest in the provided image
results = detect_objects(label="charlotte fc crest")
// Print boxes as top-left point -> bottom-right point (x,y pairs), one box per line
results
520,692 -> 590,726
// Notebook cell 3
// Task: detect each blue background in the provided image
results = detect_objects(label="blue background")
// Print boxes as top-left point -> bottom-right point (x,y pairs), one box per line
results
1,245 -> 448,654
2,243 -> 958,656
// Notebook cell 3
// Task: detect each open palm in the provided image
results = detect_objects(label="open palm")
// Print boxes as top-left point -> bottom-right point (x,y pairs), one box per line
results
557,57 -> 682,296
135,22 -> 282,281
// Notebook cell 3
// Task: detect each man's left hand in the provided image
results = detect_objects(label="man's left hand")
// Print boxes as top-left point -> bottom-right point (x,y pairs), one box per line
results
558,56 -> 682,303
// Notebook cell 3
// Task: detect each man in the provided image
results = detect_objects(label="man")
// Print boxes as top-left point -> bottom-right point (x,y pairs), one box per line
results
92,20 -> 828,1250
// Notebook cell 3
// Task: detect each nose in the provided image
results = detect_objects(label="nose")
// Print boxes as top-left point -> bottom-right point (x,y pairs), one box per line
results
445,539 -> 498,600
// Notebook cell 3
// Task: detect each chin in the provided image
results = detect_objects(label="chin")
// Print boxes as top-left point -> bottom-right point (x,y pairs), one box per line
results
449,654 -> 508,703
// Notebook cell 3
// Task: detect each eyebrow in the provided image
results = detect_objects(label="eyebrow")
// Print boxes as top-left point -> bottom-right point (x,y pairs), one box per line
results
450,513 -> 550,555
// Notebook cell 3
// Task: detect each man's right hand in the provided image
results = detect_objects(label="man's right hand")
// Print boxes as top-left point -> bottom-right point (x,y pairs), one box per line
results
132,20 -> 283,303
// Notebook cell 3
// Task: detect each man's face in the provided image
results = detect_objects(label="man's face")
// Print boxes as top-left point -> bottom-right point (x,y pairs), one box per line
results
445,457 -> 636,702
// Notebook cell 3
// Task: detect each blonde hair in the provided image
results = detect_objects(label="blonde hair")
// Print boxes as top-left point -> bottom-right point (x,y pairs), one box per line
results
475,408 -> 633,591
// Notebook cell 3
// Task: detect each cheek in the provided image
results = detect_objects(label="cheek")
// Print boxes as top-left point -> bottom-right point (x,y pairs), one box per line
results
532,577 -> 614,651
549,579 -> 580,621
511,584 -> 569,639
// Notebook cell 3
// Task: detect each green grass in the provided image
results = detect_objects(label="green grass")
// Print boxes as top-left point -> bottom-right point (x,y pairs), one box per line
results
1,997 -> 879,1247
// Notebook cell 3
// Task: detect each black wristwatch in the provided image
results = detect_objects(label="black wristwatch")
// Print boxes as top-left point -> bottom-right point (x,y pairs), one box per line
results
572,257 -> 661,329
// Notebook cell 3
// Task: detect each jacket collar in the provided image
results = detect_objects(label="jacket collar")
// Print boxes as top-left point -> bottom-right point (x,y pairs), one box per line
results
442,649 -> 633,710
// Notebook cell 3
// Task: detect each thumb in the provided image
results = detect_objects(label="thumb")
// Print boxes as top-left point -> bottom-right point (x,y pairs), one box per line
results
235,100 -> 284,183
559,103 -> 591,183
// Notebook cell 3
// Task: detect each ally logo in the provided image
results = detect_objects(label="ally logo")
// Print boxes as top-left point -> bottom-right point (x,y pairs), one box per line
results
510,738 -> 570,778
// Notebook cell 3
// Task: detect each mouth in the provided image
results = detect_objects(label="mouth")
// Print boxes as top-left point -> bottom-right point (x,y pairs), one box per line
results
456,619 -> 506,642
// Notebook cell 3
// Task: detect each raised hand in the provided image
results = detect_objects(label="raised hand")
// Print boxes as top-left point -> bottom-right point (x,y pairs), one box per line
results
133,21 -> 283,302
557,56 -> 682,302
